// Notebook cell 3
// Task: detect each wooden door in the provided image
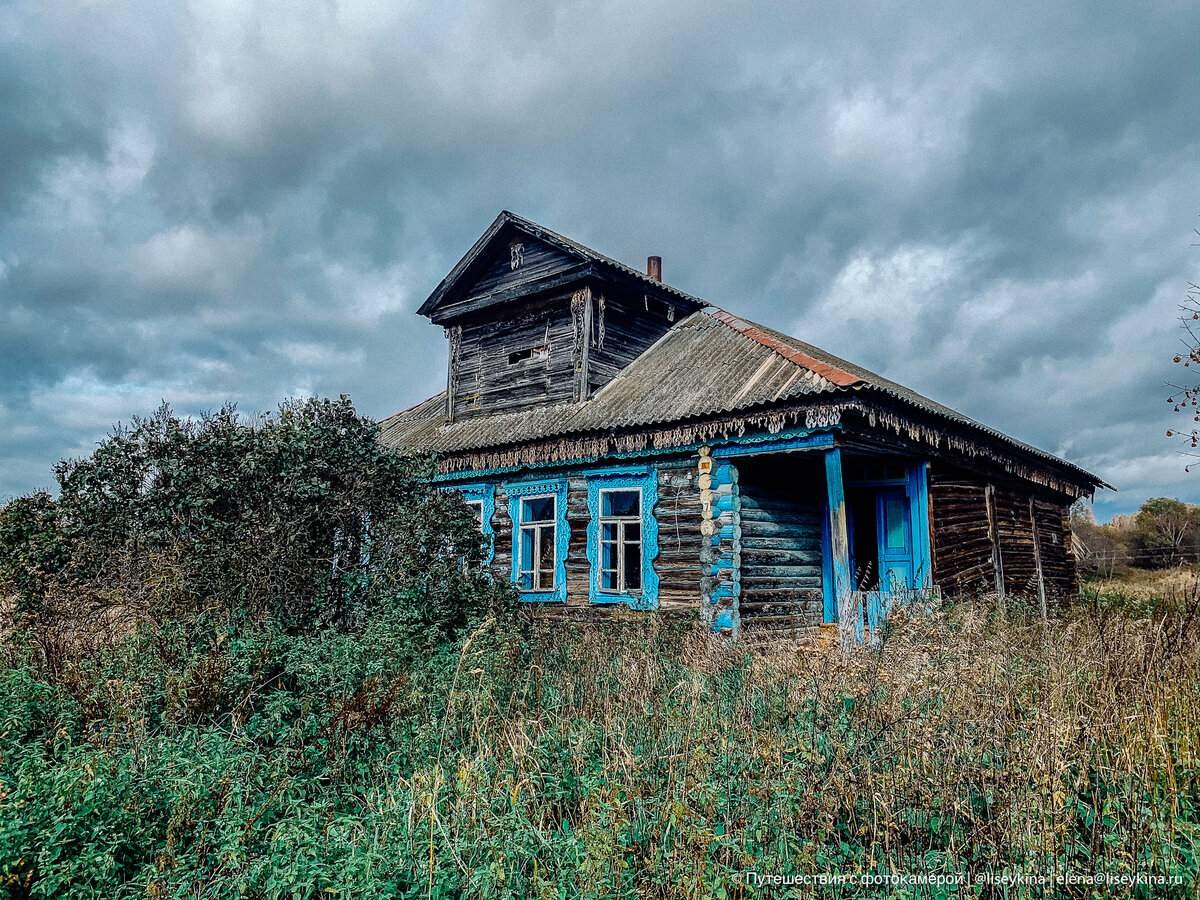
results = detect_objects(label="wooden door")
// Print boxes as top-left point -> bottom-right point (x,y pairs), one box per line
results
876,487 -> 914,592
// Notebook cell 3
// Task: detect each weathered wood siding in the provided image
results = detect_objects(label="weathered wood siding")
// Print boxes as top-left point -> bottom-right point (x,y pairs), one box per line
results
492,483 -> 514,579
586,291 -> 679,396
737,456 -> 825,633
449,284 -> 684,420
1033,498 -> 1075,595
654,462 -> 704,611
451,294 -> 576,420
465,239 -> 577,301
927,471 -> 995,594
929,464 -> 1077,599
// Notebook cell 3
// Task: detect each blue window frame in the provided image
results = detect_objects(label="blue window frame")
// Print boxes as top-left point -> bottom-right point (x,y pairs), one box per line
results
507,479 -> 569,603
586,469 -> 659,609
454,483 -> 495,566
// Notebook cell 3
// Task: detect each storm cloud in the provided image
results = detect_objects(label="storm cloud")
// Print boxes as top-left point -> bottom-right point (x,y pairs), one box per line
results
1,1 -> 1196,517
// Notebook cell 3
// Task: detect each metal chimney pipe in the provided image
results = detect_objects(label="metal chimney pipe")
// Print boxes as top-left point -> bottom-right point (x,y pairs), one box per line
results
647,256 -> 662,282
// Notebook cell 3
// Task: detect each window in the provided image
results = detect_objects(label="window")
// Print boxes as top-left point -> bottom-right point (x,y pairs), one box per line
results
465,499 -> 484,531
517,494 -> 557,592
586,470 -> 659,609
508,346 -> 547,365
451,484 -> 495,566
507,479 -> 567,602
598,488 -> 642,595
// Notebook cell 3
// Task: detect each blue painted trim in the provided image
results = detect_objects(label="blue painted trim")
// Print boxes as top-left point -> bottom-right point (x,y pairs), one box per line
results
507,478 -> 569,603
821,494 -> 835,624
452,482 -> 495,565
585,469 -> 660,610
908,462 -> 932,589
702,458 -> 741,634
824,448 -> 851,627
710,431 -> 835,459
432,425 -> 839,483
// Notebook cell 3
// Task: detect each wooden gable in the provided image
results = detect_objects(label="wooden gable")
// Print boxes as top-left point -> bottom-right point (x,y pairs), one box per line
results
424,211 -> 706,424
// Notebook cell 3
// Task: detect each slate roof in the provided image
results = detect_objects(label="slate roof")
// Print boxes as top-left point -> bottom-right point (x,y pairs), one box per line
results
380,306 -> 1106,490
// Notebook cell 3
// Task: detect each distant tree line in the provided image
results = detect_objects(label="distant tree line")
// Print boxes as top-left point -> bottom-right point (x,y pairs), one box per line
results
1073,497 -> 1200,575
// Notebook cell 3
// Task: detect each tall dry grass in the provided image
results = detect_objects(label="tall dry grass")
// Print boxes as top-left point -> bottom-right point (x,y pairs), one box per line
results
393,598 -> 1200,895
3,593 -> 1198,897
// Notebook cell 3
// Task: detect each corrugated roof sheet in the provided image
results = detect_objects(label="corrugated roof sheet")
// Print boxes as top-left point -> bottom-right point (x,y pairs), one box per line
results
380,306 -> 1104,489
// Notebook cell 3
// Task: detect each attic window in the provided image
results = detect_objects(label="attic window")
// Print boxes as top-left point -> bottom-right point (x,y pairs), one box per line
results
508,346 -> 547,365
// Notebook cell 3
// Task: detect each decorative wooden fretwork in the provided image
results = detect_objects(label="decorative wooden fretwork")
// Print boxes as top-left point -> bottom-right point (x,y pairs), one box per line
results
509,242 -> 524,271
570,287 -> 592,402
594,295 -> 606,350
445,324 -> 462,422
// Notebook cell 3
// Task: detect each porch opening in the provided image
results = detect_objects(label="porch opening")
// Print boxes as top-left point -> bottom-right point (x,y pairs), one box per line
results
736,454 -> 826,636
842,454 -> 925,594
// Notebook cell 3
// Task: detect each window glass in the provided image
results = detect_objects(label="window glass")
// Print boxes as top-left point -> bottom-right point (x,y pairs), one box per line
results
466,500 -> 484,530
521,496 -> 555,523
602,489 -> 640,518
517,493 -> 557,593
597,486 -> 644,596
623,543 -> 642,591
537,528 -> 555,583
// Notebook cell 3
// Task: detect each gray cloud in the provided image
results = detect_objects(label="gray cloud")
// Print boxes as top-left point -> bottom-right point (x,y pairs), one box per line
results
0,1 -> 1197,519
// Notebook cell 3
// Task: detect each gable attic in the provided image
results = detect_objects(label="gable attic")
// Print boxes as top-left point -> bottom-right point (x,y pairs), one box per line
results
418,211 -> 705,422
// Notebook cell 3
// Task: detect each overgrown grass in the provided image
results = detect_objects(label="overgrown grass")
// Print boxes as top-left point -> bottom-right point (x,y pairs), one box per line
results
2,596 -> 1199,898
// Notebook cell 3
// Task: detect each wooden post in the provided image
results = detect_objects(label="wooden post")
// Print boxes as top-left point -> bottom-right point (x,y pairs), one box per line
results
1029,498 -> 1048,621
824,447 -> 852,632
984,483 -> 1005,610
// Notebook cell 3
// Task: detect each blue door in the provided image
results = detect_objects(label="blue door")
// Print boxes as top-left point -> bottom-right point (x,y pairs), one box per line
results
876,488 -> 913,592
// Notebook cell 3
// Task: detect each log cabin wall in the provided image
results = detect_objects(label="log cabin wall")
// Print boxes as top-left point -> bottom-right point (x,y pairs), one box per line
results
736,455 -> 825,634
927,470 -> 995,595
450,285 -> 685,421
482,459 -> 703,613
929,464 -> 1077,600
1032,497 -> 1075,596
653,462 -> 705,612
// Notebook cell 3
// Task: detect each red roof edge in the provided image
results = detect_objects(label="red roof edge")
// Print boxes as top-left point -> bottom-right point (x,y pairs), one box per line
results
709,309 -> 861,387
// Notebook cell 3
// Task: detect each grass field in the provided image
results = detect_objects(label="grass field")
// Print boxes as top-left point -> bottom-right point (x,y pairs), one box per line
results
2,588 -> 1199,898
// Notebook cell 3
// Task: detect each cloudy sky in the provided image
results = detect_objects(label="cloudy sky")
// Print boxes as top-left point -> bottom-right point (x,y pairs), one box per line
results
1,2 -> 1197,518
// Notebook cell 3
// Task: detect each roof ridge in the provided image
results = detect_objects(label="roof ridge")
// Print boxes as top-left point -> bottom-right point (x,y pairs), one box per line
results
707,308 -> 861,387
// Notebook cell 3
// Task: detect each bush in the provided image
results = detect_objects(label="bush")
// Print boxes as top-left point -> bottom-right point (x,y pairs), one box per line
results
0,396 -> 509,653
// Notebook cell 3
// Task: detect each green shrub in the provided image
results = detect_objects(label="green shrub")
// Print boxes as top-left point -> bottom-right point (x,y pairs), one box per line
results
0,396 -> 509,649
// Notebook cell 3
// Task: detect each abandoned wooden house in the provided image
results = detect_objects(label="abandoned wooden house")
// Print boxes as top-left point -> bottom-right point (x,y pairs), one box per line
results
380,211 -> 1107,637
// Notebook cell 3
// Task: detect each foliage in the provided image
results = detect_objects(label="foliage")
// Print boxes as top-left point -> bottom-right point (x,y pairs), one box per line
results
0,494 -> 66,616
0,397 -> 508,645
2,599 -> 1200,898
1073,496 -> 1200,573
2,396 -> 1198,896
1132,497 -> 1200,568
